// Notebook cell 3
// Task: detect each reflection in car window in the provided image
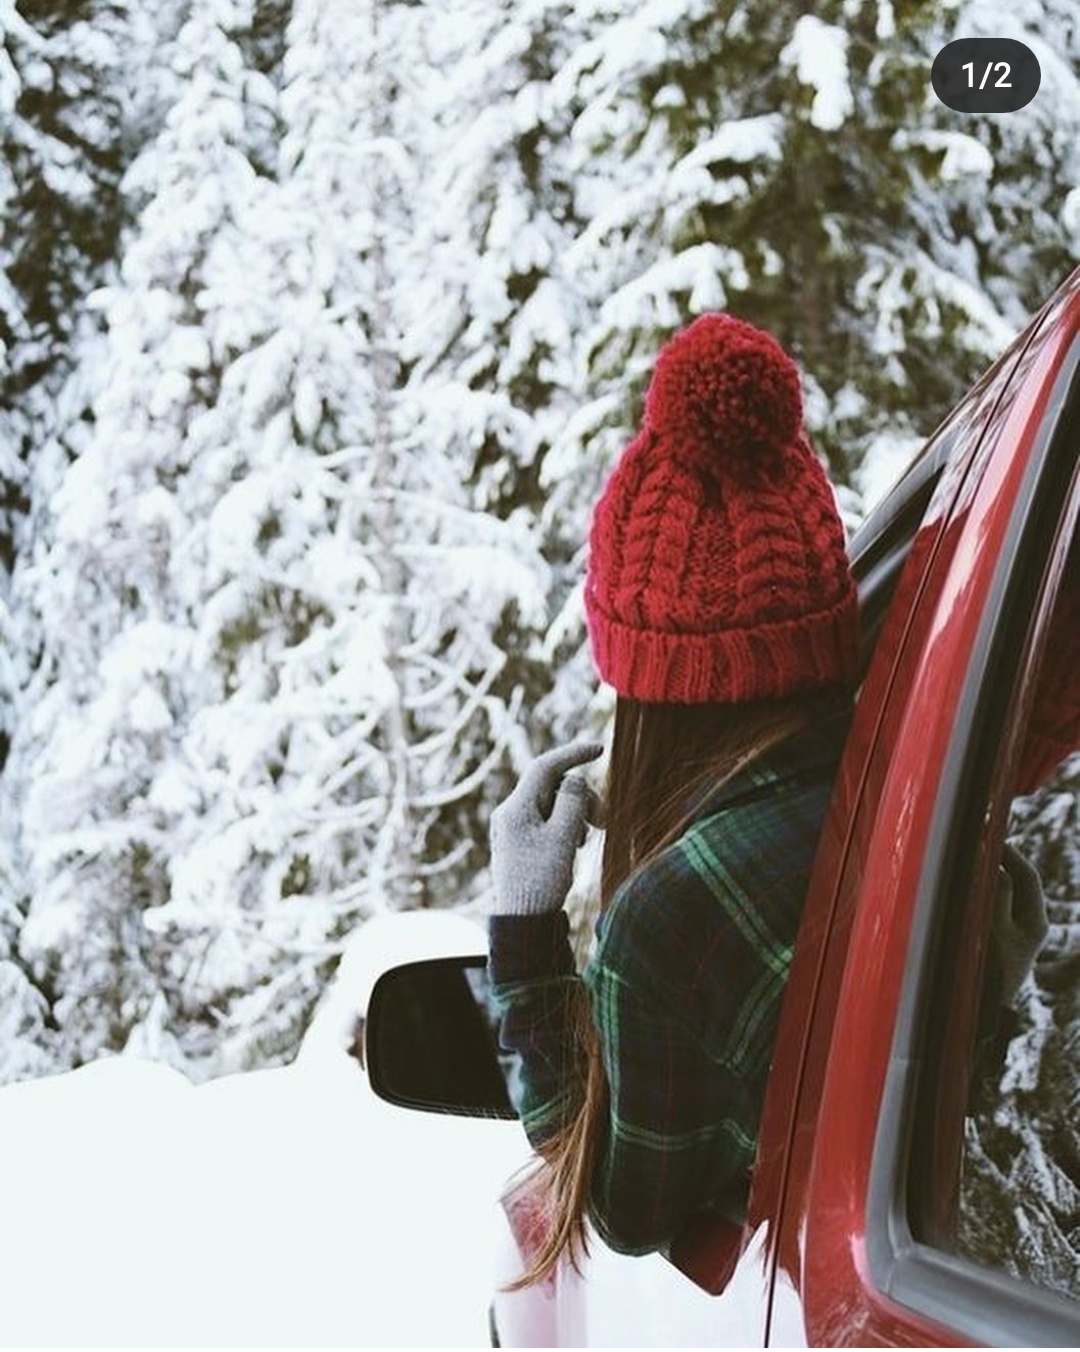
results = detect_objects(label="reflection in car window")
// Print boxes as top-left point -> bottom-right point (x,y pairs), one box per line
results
956,526 -> 1080,1299
959,755 -> 1080,1295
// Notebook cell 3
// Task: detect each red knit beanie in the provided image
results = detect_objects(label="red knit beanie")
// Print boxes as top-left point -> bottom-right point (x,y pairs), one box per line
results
584,313 -> 858,704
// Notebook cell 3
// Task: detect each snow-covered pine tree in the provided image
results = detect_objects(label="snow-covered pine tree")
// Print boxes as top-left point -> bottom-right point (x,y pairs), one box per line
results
0,0 -> 187,1082
401,0 -> 604,832
315,0 -> 556,917
2,1 -> 120,570
921,0 -> 1080,319
13,0 -> 551,1077
10,0 -> 306,1075
8,0 -> 1079,1084
166,0 -> 550,1066
0,0 -> 188,570
543,0 -> 1080,514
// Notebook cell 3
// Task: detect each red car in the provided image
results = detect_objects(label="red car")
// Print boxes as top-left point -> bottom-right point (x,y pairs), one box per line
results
365,265 -> 1080,1346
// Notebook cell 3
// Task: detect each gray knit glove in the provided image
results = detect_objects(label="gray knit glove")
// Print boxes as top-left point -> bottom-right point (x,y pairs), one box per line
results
488,741 -> 604,916
993,841 -> 1049,1009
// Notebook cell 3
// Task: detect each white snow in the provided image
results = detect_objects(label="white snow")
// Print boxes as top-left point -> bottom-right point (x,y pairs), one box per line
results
892,128 -> 994,182
677,115 -> 784,170
855,427 -> 927,511
778,17 -> 853,132
1063,186 -> 1080,239
0,912 -> 529,1348
0,1054 -> 526,1346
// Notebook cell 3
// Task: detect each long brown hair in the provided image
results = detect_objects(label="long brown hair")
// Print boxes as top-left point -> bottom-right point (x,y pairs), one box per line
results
506,686 -> 845,1288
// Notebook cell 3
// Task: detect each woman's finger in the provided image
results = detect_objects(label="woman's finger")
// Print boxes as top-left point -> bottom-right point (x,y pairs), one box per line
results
519,741 -> 604,808
549,774 -> 590,837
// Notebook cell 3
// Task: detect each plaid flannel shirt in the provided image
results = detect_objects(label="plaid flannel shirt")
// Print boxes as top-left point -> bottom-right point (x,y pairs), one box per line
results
488,707 -> 850,1256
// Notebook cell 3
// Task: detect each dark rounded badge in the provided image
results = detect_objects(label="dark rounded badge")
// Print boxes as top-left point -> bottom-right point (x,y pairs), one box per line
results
932,38 -> 1040,113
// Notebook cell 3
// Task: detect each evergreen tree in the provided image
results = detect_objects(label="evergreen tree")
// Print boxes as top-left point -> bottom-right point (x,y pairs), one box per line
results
0,0 -> 187,1082
545,0 -> 1080,507
403,0 -> 605,819
10,0 -> 300,1074
13,0 -> 551,1076
4,0 -> 1079,1084
0,0 -> 186,568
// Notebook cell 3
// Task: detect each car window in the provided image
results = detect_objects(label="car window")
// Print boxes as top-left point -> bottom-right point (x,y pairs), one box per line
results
955,526 -> 1080,1298
959,768 -> 1080,1295
904,480 -> 1080,1331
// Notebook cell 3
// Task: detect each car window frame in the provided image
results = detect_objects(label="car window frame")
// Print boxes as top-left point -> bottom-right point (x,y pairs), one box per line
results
864,331 -> 1080,1346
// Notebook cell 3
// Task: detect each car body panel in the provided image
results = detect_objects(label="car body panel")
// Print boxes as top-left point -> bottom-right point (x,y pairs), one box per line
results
493,1222 -> 775,1348
766,269 -> 1080,1345
745,278 -> 1055,1347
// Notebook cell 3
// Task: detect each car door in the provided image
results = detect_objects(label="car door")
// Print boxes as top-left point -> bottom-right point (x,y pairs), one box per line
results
763,267 -> 1080,1345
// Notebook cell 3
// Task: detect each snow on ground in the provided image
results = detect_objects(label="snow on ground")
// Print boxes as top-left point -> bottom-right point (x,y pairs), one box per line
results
0,912 -> 529,1348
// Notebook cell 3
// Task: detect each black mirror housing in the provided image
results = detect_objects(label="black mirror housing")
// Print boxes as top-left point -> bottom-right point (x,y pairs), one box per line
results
366,955 -> 517,1119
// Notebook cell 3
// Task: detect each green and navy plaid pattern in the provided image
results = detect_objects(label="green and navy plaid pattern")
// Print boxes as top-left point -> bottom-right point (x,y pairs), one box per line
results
489,708 -> 849,1256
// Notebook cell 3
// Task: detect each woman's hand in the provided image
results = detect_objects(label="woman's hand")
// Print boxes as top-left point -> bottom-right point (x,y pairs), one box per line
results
488,741 -> 604,915
993,841 -> 1049,1009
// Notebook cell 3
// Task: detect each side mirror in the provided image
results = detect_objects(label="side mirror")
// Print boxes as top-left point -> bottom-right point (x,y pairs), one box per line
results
366,956 -> 516,1119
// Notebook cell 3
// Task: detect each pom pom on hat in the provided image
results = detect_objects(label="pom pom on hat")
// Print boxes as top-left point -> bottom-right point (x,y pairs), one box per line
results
643,312 -> 803,480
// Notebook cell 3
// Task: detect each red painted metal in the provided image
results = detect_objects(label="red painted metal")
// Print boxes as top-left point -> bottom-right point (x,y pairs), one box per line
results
768,273 -> 1080,1346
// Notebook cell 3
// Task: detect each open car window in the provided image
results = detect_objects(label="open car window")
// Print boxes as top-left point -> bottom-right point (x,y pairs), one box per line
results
959,742 -> 1080,1294
948,517 -> 1080,1297
881,391 -> 1080,1342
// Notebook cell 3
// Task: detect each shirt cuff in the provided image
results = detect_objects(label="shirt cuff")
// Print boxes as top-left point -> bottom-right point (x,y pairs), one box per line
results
488,911 -> 576,985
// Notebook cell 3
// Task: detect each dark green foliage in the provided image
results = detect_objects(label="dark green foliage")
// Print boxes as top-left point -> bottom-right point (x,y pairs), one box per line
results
233,0 -> 292,75
568,0 -> 1077,489
1,4 -> 127,395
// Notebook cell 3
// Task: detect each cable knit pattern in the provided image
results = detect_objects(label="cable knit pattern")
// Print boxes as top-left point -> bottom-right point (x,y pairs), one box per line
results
584,313 -> 858,704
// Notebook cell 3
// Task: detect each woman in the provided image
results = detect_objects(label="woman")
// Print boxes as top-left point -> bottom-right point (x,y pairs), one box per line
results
487,313 -> 860,1286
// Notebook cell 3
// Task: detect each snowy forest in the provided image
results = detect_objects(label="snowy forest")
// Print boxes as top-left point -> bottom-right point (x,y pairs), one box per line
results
2,0 -> 1080,1088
